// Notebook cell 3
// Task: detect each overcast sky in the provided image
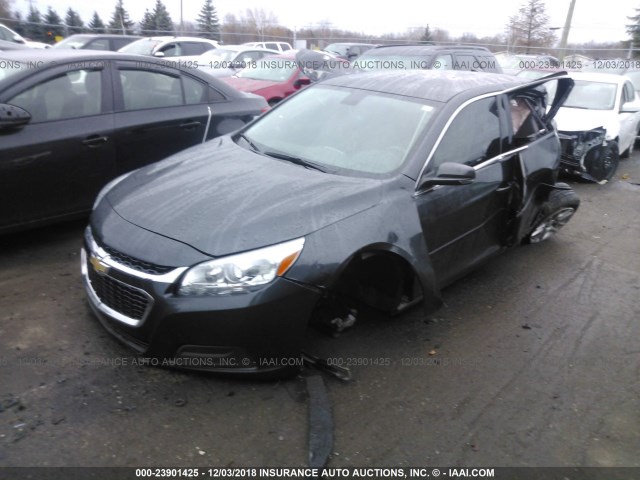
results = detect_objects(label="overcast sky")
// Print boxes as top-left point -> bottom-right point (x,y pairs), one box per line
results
11,0 -> 638,44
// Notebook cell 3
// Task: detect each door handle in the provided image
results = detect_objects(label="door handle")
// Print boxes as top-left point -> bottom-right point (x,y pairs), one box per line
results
180,120 -> 201,130
82,135 -> 109,147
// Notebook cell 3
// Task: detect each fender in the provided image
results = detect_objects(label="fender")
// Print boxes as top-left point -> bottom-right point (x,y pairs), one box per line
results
285,178 -> 443,315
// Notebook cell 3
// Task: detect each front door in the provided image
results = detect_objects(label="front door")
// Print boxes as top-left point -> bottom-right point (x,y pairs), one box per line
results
415,96 -> 511,286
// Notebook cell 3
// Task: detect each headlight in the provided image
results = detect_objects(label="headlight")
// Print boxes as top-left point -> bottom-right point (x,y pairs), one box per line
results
93,172 -> 132,210
178,238 -> 305,296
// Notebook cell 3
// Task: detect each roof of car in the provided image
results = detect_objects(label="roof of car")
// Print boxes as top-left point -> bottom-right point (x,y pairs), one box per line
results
567,71 -> 628,84
136,36 -> 218,43
0,48 -> 130,63
60,34 -> 142,39
0,49 -> 235,95
211,45 -> 278,52
368,44 -> 493,54
327,42 -> 378,47
322,69 -> 524,103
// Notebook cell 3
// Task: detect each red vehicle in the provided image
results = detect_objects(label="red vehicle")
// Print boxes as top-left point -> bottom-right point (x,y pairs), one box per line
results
221,53 -> 311,106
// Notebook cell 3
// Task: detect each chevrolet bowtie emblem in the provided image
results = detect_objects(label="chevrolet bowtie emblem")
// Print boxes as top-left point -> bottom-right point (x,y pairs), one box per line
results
89,253 -> 110,275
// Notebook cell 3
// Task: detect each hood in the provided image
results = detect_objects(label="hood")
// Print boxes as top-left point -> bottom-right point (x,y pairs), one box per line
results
555,107 -> 615,135
106,137 -> 382,257
222,76 -> 281,93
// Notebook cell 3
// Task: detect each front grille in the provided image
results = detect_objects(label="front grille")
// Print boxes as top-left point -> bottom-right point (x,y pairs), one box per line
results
87,266 -> 151,321
100,244 -> 175,275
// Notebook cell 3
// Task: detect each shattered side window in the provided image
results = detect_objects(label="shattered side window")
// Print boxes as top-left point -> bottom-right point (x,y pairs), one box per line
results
509,94 -> 547,143
429,96 -> 501,170
510,98 -> 532,134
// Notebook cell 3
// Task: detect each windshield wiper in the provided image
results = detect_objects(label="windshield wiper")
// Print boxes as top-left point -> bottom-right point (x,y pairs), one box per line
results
237,133 -> 261,153
263,151 -> 328,173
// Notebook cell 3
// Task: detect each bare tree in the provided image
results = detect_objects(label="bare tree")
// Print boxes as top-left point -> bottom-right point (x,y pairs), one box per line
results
245,8 -> 277,41
0,0 -> 12,21
506,0 -> 556,53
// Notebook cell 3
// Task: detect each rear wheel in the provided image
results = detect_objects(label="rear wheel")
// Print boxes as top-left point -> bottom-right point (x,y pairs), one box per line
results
585,141 -> 619,182
526,189 -> 579,244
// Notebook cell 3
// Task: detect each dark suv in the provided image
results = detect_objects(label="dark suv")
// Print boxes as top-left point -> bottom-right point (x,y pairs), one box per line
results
323,42 -> 378,61
353,44 -> 503,73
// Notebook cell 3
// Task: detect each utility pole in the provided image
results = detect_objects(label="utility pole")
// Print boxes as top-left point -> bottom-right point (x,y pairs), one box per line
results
558,0 -> 576,60
180,0 -> 183,35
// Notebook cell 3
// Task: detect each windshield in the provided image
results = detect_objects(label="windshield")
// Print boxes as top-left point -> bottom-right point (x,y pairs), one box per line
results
119,38 -> 161,55
324,44 -> 348,56
202,48 -> 237,62
563,80 -> 617,110
53,36 -> 89,49
241,85 -> 438,175
352,54 -> 433,71
0,57 -> 25,81
236,58 -> 298,81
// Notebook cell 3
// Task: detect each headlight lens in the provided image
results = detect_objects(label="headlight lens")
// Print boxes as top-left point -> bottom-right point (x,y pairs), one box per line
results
93,172 -> 132,210
178,238 -> 305,296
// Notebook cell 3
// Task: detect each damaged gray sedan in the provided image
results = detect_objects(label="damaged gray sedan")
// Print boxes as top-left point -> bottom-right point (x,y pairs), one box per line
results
83,70 -> 578,377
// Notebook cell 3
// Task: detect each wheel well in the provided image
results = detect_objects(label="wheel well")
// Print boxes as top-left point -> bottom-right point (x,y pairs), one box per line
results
330,249 -> 422,314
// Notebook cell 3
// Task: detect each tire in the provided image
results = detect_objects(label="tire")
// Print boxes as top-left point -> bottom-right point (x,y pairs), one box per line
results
584,141 -> 619,182
526,189 -> 580,244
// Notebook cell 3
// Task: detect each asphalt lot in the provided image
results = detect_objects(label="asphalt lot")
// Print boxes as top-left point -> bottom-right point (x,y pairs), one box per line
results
0,154 -> 639,470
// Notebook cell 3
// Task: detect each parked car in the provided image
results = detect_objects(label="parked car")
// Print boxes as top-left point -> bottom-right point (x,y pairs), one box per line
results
118,36 -> 218,59
553,71 -> 640,182
82,70 -> 578,377
243,41 -> 292,53
196,45 -> 279,78
353,45 -> 503,73
0,22 -> 50,49
496,53 -> 561,75
0,50 -> 268,234
220,53 -> 311,106
53,34 -> 141,51
0,39 -> 30,51
322,42 -> 378,61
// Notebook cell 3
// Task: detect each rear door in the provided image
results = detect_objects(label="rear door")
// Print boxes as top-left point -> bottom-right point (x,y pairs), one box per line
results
0,63 -> 115,229
111,61 -> 210,174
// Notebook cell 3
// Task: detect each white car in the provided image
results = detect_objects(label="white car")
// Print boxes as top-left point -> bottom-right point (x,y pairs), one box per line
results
0,22 -> 50,49
243,41 -> 292,53
119,36 -> 219,60
196,45 -> 279,77
554,71 -> 640,182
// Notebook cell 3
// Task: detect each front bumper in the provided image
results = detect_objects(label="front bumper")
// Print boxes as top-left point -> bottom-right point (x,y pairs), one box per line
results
80,227 -> 321,376
558,128 -> 606,181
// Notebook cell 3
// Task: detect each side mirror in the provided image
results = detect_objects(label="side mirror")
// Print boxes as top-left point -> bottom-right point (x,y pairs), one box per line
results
153,51 -> 165,58
0,104 -> 31,130
620,101 -> 640,113
417,162 -> 476,190
293,76 -> 311,88
13,35 -> 26,44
